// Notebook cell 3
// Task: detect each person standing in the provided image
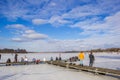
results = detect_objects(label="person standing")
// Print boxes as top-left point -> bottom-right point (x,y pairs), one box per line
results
0,54 -> 1,60
56,57 -> 58,61
6,58 -> 11,66
50,57 -> 53,61
21,57 -> 24,62
14,53 -> 18,62
43,57 -> 46,62
59,57 -> 62,61
89,51 -> 95,67
24,55 -> 28,64
78,51 -> 85,66
32,58 -> 36,63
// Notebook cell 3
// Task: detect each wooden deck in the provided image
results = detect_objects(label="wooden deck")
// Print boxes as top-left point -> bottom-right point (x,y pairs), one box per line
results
0,61 -> 44,66
47,61 -> 120,77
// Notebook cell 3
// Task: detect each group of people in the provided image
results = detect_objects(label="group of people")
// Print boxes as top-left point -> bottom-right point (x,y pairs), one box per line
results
6,54 -> 18,66
14,54 -> 28,63
69,56 -> 78,62
50,56 -> 62,61
55,57 -> 62,61
1,52 -> 95,67
21,56 -> 28,63
6,54 -> 29,66
4,53 -> 49,66
78,51 -> 95,67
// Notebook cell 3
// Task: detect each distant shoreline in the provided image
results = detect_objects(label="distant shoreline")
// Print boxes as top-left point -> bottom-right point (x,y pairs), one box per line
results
0,52 -> 119,54
0,47 -> 120,54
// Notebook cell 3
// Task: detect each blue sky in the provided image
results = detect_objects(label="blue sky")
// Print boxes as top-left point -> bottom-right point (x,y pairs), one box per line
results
0,0 -> 120,52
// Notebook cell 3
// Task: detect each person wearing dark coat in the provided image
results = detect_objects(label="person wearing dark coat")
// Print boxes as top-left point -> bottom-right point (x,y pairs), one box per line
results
50,57 -> 53,61
6,58 -> 11,66
56,57 -> 58,61
14,53 -> 18,62
0,54 -> 1,60
59,57 -> 62,61
89,52 -> 95,67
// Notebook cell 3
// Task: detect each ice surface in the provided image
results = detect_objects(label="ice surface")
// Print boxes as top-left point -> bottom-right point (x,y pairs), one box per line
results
0,52 -> 120,80
0,52 -> 119,70
0,64 -> 119,80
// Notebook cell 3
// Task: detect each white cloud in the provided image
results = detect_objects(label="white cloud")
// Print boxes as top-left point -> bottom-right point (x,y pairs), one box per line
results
62,5 -> 102,19
5,36 -> 120,52
45,34 -> 119,51
25,30 -> 35,34
28,11 -> 120,52
66,11 -> 120,50
96,0 -> 120,13
50,2 -> 56,6
49,15 -> 70,24
22,30 -> 48,40
0,0 -> 71,20
71,17 -> 101,29
25,0 -> 48,5
12,30 -> 48,42
11,38 -> 25,42
46,39 -> 90,51
6,24 -> 27,30
6,24 -> 48,42
32,15 -> 71,27
48,15 -> 71,27
62,0 -> 120,19
32,19 -> 48,25
32,2 -> 118,27
71,11 -> 120,36
1,0 -> 120,21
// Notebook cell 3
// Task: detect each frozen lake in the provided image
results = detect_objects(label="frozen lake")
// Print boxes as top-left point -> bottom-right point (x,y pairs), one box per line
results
0,52 -> 120,70
0,52 -> 120,80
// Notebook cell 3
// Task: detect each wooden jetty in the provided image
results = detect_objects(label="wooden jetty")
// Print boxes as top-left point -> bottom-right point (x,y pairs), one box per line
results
0,61 -> 44,66
47,61 -> 120,77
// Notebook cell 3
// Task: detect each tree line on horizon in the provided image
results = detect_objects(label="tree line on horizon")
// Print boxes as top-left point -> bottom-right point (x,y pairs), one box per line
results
64,48 -> 120,53
0,48 -> 27,53
90,48 -> 120,52
0,48 -> 120,53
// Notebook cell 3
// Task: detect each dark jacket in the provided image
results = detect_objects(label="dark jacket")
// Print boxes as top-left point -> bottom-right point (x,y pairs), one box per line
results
89,54 -> 95,63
